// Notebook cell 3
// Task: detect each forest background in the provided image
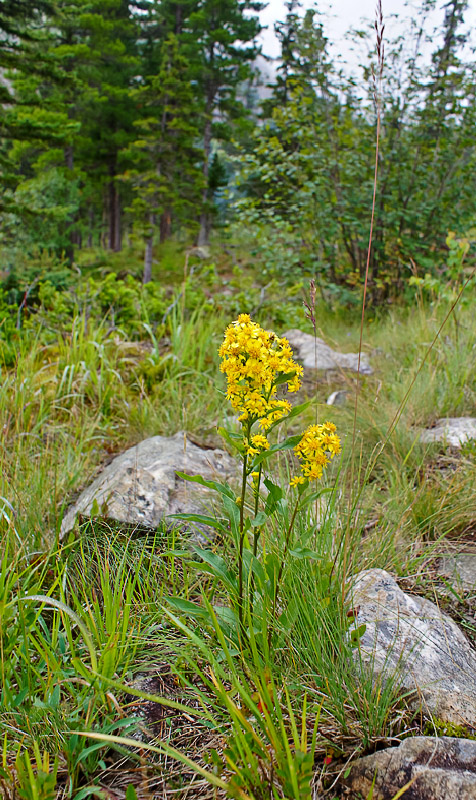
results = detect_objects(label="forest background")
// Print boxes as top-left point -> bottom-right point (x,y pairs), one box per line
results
1,0 -> 476,304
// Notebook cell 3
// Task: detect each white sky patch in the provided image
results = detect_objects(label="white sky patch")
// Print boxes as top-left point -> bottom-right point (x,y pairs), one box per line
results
259,0 -> 476,71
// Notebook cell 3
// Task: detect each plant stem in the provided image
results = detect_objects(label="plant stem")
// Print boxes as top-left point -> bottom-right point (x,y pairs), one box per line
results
252,464 -> 263,557
271,496 -> 300,631
248,464 -> 264,620
238,433 -> 249,631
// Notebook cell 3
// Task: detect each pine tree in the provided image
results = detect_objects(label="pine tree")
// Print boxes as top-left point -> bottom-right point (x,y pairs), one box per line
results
188,0 -> 263,245
124,33 -> 204,282
0,0 -> 77,220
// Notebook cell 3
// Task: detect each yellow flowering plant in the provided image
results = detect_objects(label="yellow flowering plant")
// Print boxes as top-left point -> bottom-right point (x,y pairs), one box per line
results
172,314 -> 340,648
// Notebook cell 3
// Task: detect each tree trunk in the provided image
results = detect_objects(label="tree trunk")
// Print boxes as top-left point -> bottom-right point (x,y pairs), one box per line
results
197,114 -> 212,246
160,209 -> 172,243
143,212 -> 155,284
63,144 -> 75,264
108,165 -> 122,252
87,206 -> 94,248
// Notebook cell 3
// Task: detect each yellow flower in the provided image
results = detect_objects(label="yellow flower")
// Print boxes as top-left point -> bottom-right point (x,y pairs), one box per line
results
219,315 -> 302,426
250,434 -> 269,450
244,433 -> 270,456
293,421 -> 341,482
290,476 -> 306,488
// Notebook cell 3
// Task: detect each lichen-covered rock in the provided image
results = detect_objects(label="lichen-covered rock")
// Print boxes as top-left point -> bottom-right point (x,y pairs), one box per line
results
283,329 -> 372,374
349,569 -> 476,727
61,432 -> 237,538
346,736 -> 476,800
440,554 -> 476,594
420,418 -> 476,448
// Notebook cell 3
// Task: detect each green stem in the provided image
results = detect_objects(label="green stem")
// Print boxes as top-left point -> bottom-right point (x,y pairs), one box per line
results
238,428 -> 249,632
252,464 -> 263,557
249,463 -> 263,620
271,497 -> 300,629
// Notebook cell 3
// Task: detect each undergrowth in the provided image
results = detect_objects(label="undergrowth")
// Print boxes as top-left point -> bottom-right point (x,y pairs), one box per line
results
0,247 -> 475,798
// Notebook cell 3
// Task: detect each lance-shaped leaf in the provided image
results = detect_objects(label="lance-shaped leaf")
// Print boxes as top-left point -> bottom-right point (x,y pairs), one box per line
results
252,435 -> 302,468
175,471 -> 236,499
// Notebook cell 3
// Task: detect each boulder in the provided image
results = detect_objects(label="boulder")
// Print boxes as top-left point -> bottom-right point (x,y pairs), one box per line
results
440,554 -> 476,594
283,329 -> 372,374
349,569 -> 476,727
346,736 -> 476,800
61,432 -> 237,538
420,418 -> 476,448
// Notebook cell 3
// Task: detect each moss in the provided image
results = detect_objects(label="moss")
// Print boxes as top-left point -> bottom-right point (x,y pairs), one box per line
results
423,718 -> 476,739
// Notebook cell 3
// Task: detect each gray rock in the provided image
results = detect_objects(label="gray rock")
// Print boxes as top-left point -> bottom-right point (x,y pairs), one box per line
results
349,569 -> 476,727
283,329 -> 372,374
346,736 -> 476,800
420,418 -> 476,448
441,554 -> 476,594
188,245 -> 210,259
326,390 -> 348,406
61,432 -> 237,538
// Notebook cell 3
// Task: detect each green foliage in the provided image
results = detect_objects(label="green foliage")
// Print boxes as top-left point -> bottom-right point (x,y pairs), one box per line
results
1,255 -> 476,796
423,717 -> 476,739
15,745 -> 58,800
232,3 -> 476,302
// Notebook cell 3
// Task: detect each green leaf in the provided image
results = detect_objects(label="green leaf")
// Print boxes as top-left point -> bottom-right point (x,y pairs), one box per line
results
250,511 -> 268,528
273,370 -> 299,386
267,401 -> 310,432
126,787 -> 138,800
73,789 -> 107,799
72,732 -> 228,792
213,605 -> 239,632
222,494 -> 240,541
175,472 -> 235,499
246,551 -> 267,586
217,427 -> 245,454
263,478 -> 283,502
192,548 -> 237,590
253,435 -> 302,467
350,624 -> 367,645
264,553 -> 280,586
298,486 -> 334,509
167,513 -> 226,531
288,547 -> 322,560
167,597 -> 208,620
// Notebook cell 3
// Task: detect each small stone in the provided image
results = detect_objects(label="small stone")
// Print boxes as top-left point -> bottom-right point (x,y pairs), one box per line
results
346,736 -> 476,800
420,418 -> 476,448
188,245 -> 210,259
348,569 -> 476,727
283,329 -> 372,374
327,390 -> 348,406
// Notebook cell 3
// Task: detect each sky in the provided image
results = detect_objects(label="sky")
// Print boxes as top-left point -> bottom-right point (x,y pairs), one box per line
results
259,0 -> 476,67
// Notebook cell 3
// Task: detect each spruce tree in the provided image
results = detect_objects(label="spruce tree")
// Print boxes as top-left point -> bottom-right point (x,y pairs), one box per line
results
187,0 -> 263,245
124,34 -> 203,282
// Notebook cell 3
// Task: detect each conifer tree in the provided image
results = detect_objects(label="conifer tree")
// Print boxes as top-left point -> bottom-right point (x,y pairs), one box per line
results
124,34 -> 204,282
188,0 -> 263,245
0,0 -> 76,220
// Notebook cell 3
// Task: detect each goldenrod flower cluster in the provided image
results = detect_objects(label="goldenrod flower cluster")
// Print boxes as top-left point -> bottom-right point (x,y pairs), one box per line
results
291,422 -> 341,484
219,314 -> 303,430
245,433 -> 270,456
